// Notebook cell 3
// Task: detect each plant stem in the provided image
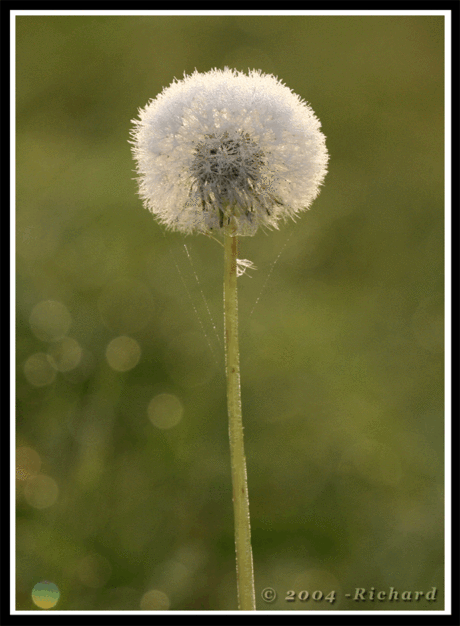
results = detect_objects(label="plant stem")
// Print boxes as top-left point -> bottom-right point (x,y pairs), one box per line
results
223,231 -> 256,611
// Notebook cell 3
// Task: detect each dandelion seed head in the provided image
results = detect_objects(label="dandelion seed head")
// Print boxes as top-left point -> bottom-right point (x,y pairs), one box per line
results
130,68 -> 328,236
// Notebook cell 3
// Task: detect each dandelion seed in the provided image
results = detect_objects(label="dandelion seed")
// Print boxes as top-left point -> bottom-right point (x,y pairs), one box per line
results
236,258 -> 257,277
130,68 -> 328,236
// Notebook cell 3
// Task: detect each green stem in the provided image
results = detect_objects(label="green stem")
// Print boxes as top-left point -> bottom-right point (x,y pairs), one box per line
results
223,231 -> 256,611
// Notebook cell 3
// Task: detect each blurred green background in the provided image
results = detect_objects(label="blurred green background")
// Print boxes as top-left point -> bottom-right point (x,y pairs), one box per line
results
16,15 -> 445,611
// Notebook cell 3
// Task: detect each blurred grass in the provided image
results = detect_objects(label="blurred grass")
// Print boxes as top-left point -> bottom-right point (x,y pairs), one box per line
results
16,15 -> 444,611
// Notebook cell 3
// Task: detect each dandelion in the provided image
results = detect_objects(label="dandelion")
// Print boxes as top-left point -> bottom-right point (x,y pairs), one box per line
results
130,68 -> 328,236
130,68 -> 328,611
